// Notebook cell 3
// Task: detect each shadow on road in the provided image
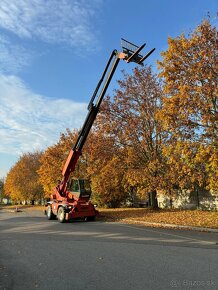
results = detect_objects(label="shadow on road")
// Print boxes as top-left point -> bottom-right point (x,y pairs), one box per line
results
0,210 -> 217,250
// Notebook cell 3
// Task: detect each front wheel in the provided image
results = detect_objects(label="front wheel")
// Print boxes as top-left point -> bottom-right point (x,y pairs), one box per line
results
57,207 -> 66,223
47,205 -> 55,220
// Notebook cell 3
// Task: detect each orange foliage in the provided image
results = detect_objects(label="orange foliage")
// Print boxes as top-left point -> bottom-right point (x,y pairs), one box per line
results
158,18 -> 218,191
4,152 -> 43,202
38,129 -> 89,198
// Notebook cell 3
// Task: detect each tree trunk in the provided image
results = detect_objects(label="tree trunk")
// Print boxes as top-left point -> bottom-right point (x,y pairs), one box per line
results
170,198 -> 173,209
150,190 -> 159,209
195,187 -> 200,209
147,192 -> 151,207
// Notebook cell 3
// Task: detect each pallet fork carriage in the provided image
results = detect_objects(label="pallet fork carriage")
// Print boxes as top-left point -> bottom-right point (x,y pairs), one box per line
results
45,39 -> 155,223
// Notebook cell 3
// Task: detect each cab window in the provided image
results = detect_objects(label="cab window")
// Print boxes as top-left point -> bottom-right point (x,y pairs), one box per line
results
80,179 -> 91,192
71,179 -> 79,192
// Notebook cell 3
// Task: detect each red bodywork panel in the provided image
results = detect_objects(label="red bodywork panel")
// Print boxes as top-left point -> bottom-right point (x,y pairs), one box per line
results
59,149 -> 81,194
62,149 -> 81,177
50,186 -> 98,220
49,147 -> 98,220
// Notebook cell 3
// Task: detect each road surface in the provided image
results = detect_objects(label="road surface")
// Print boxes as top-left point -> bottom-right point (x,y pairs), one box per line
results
0,209 -> 217,290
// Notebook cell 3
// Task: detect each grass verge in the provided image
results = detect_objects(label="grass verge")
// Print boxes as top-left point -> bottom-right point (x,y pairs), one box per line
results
99,208 -> 218,229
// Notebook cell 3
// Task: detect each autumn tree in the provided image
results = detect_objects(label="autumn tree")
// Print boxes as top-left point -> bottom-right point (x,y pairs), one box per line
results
91,156 -> 128,207
38,126 -> 125,206
96,66 -> 167,208
4,151 -> 44,203
85,129 -> 128,207
158,18 -> 218,192
38,129 -> 90,198
0,178 -> 5,202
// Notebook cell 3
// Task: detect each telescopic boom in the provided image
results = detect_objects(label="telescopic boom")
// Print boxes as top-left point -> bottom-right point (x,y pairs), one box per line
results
58,40 -> 155,194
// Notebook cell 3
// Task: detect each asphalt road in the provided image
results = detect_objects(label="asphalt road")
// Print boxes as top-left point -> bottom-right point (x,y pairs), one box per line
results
0,209 -> 217,290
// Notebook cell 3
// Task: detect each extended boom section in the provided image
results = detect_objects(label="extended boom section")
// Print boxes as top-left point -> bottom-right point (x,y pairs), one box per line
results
45,39 -> 155,223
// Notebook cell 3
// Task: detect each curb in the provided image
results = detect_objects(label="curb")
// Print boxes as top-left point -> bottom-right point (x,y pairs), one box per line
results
122,220 -> 218,233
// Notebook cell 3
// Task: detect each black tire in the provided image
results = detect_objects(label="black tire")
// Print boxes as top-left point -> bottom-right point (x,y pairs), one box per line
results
87,216 -> 96,221
47,205 -> 55,220
57,207 -> 66,223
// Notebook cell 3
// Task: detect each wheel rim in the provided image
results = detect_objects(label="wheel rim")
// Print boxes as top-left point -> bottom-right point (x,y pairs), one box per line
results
47,206 -> 51,217
59,208 -> 65,221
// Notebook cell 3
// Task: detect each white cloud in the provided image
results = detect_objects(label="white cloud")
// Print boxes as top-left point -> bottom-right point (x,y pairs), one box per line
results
0,35 -> 32,73
0,0 -> 101,50
0,74 -> 87,155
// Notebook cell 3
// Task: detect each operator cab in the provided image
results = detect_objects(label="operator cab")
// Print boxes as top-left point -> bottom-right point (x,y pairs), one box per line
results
68,178 -> 92,199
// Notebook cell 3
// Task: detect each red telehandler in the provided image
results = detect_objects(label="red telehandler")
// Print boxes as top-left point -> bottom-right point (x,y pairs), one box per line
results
45,39 -> 155,223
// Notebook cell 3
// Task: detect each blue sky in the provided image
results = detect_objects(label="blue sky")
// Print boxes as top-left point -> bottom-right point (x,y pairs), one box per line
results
0,0 -> 217,178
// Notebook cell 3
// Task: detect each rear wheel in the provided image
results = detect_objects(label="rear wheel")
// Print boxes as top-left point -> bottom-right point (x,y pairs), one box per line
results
87,216 -> 96,221
57,207 -> 66,223
47,205 -> 55,220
